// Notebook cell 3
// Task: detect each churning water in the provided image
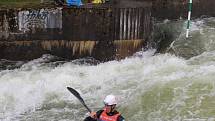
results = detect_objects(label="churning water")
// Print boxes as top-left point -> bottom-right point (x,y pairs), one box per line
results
0,18 -> 215,121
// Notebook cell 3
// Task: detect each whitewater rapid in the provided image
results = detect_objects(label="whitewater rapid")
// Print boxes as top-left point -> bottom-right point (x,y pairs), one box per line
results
1,17 -> 215,121
0,49 -> 215,121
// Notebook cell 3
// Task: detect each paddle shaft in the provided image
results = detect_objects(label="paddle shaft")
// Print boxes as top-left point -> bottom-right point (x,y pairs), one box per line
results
67,87 -> 92,113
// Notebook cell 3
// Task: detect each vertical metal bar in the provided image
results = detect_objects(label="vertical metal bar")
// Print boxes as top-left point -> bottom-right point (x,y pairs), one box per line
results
123,8 -> 127,40
132,8 -> 136,40
119,8 -> 123,40
127,8 -> 131,40
129,8 -> 134,40
134,8 -> 138,39
137,8 -> 141,39
125,8 -> 129,40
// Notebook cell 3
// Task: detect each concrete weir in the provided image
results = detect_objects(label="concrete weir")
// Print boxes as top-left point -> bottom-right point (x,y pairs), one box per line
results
1,0 -> 215,61
0,1 -> 152,61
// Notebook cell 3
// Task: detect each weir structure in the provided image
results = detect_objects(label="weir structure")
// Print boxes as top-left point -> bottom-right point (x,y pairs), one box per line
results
0,0 -> 152,61
1,0 -> 215,61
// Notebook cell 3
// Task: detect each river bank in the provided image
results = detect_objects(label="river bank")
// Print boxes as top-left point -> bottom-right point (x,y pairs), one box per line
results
0,0 -> 48,8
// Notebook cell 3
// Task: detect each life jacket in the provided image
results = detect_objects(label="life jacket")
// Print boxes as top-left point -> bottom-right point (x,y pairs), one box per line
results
99,109 -> 120,121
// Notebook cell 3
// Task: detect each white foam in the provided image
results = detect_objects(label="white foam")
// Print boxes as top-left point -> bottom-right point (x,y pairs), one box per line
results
0,50 -> 215,120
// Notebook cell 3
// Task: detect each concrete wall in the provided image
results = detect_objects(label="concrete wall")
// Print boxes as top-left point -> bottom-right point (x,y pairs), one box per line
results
151,0 -> 215,20
0,7 -> 151,41
0,6 -> 151,61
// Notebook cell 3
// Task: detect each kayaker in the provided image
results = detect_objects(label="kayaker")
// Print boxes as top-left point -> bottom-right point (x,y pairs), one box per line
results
84,94 -> 125,121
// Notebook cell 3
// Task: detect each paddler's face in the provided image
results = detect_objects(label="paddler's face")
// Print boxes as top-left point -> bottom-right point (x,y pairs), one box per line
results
104,104 -> 115,113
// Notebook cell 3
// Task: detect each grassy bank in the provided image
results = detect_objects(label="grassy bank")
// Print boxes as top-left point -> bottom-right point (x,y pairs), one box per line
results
0,0 -> 97,9
0,0 -> 53,8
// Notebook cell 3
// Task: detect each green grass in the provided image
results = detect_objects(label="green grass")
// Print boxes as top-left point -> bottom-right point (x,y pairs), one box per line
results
0,0 -> 94,9
0,0 -> 53,9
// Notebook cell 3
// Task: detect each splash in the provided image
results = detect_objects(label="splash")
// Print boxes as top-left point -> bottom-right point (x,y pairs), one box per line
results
0,49 -> 215,120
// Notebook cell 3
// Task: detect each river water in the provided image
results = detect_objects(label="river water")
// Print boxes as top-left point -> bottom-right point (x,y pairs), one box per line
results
0,17 -> 215,121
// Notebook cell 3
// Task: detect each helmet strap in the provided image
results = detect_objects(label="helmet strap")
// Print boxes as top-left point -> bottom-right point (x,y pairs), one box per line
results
110,105 -> 116,112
